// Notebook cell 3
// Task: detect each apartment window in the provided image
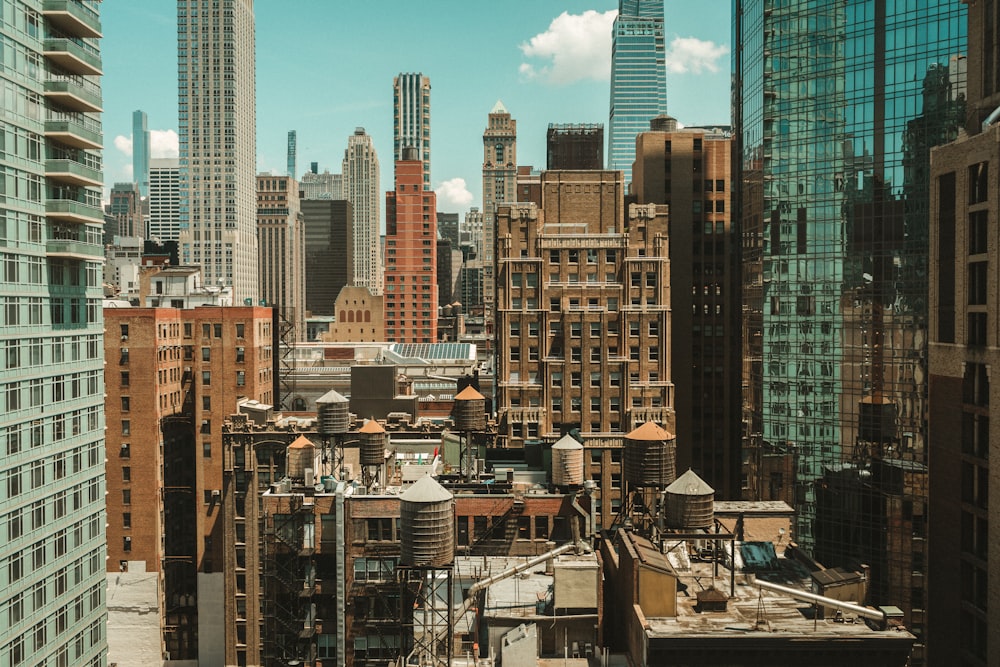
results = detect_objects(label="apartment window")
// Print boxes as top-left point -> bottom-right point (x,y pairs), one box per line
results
120,372 -> 130,387
571,372 -> 581,387
183,323 -> 192,338
201,347 -> 211,361
123,536 -> 132,552
120,443 -> 130,458
120,397 -> 130,412
235,323 -> 245,338
202,323 -> 211,338
122,467 -> 131,483
590,347 -> 601,362
551,372 -> 562,387
591,373 -> 601,388
236,370 -> 245,386
214,324 -> 222,338
202,371 -> 211,386
510,347 -> 520,362
123,513 -> 131,529
122,489 -> 131,505
236,347 -> 245,362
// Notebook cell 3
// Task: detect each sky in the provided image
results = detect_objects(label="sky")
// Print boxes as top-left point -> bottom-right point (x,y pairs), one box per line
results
101,1 -> 732,216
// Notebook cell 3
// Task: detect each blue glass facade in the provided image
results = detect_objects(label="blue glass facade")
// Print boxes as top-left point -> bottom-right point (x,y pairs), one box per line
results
736,0 -> 966,653
608,0 -> 667,187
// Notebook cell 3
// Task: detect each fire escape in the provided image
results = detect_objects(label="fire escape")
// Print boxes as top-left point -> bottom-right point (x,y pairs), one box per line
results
263,495 -> 317,666
468,496 -> 525,556
352,555 -> 403,666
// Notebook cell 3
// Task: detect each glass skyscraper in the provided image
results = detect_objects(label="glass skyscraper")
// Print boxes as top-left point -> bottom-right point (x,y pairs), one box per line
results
736,0 -> 966,657
608,0 -> 667,188
1,1 -> 108,665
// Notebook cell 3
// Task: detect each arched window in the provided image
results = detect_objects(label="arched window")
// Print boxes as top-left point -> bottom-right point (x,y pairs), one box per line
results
355,310 -> 362,322
347,311 -> 355,322
364,311 -> 371,323
292,397 -> 306,411
339,310 -> 346,322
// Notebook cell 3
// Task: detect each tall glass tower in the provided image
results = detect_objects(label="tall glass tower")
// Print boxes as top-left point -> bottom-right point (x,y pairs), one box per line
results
735,0 -> 966,656
1,1 -> 108,666
132,110 -> 149,198
608,0 -> 667,188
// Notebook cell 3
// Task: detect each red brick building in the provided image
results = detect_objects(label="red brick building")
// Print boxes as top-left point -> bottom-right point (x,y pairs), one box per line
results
385,150 -> 438,342
104,304 -> 274,661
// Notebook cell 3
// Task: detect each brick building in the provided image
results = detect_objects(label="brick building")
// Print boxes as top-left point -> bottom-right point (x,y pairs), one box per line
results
384,149 -> 438,343
104,303 -> 274,662
495,170 -> 673,522
632,118 -> 741,498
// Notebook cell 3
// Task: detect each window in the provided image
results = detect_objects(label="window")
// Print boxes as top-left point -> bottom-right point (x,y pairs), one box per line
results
121,396 -> 130,412
201,347 -> 211,361
121,420 -> 130,436
235,323 -> 245,338
202,371 -> 211,386
120,371 -> 130,387
123,536 -> 132,552
122,489 -> 131,505
122,467 -> 131,482
123,513 -> 131,529
236,371 -> 245,386
236,347 -> 245,362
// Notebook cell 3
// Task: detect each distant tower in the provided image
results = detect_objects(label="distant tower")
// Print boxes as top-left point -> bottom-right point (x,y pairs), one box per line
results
133,110 -> 150,197
481,101 -> 517,338
257,174 -> 305,340
342,128 -> 382,294
393,73 -> 431,190
286,130 -> 297,177
608,0 -> 667,187
177,0 -> 258,301
385,147 -> 438,343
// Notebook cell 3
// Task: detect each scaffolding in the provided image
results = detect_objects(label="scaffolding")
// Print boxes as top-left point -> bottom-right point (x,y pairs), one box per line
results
399,566 -> 454,667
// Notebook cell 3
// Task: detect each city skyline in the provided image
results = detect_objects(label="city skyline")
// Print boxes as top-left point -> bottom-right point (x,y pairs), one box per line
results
99,1 -> 731,214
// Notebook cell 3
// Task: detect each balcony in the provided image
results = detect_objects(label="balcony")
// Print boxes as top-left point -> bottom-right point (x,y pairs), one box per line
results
46,238 -> 102,260
44,77 -> 102,113
43,38 -> 102,76
46,199 -> 102,224
45,158 -> 102,188
45,114 -> 102,150
42,0 -> 102,38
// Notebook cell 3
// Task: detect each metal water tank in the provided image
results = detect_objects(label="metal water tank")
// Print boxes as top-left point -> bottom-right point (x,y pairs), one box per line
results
664,469 -> 715,529
286,435 -> 316,480
551,434 -> 584,487
359,419 -> 387,467
315,389 -> 350,435
623,421 -> 676,488
454,385 -> 486,431
400,475 -> 454,567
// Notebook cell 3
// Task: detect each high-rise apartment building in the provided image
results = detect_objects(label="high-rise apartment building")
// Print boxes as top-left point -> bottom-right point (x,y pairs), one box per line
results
302,199 -> 352,316
547,123 -> 604,170
257,174 -> 305,340
385,149 -> 438,343
109,181 -> 143,239
0,3 -> 108,666
393,73 -> 431,190
927,6 -> 996,665
482,101 -> 517,337
148,157 -> 181,242
735,1 -> 966,656
286,129 -> 296,178
633,118 -> 740,499
104,298 -> 274,665
133,109 -> 150,198
177,0 -> 259,300
343,127 -> 382,295
495,171 -> 673,519
608,0 -> 666,188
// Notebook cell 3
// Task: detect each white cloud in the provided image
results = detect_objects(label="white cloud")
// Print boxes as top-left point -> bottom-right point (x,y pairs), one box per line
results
113,129 -> 179,159
519,10 -> 616,85
150,129 -> 179,158
436,178 -> 474,210
114,134 -> 132,157
665,37 -> 729,75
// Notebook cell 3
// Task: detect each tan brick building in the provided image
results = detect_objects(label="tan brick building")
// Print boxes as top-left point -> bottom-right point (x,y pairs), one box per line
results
633,119 -> 741,498
496,170 -> 673,521
104,304 -> 274,662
